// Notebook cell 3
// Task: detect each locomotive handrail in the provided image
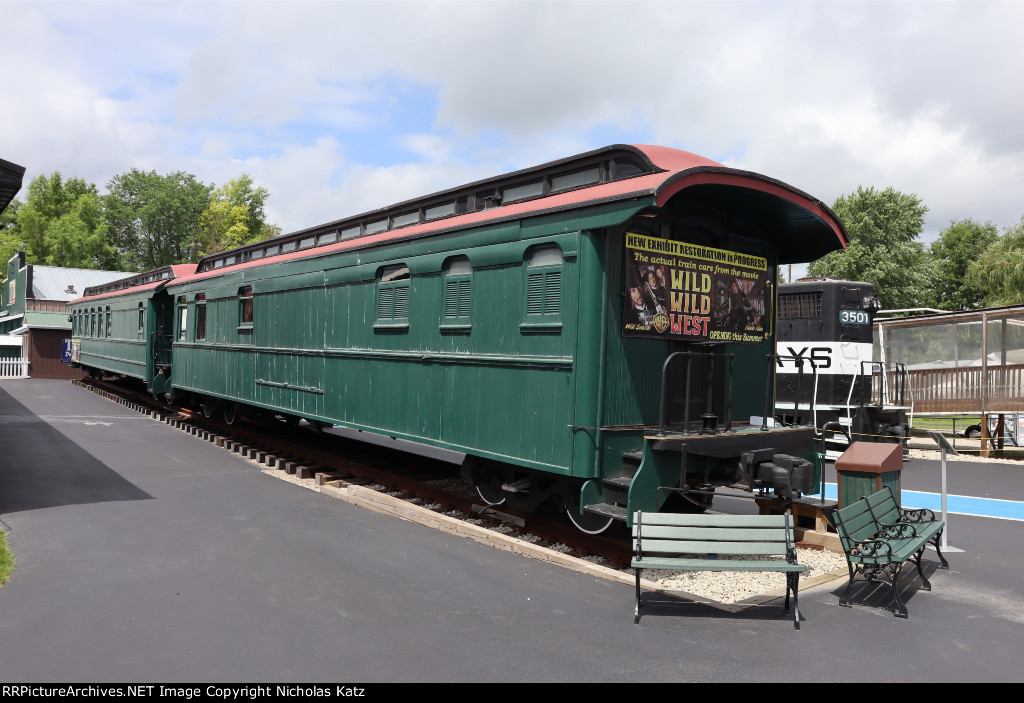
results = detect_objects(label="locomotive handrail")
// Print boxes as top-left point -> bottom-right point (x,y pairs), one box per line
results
851,360 -> 909,408
765,354 -> 818,431
657,350 -> 735,434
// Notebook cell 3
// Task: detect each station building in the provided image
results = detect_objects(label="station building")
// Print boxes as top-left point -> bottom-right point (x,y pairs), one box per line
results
0,251 -> 130,379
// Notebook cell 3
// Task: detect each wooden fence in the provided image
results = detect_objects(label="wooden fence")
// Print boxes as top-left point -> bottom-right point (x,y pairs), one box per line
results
0,357 -> 29,380
904,363 -> 1024,414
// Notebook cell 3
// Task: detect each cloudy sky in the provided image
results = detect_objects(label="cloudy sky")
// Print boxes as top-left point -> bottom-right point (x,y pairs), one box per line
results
3,1 -> 1022,275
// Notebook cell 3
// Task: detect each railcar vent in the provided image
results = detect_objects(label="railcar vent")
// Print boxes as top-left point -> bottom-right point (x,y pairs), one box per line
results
544,272 -> 561,315
778,292 -> 822,320
527,273 -> 545,315
444,280 -> 472,319
457,280 -> 471,318
526,271 -> 561,316
378,288 -> 394,319
393,286 -> 410,319
445,282 -> 458,316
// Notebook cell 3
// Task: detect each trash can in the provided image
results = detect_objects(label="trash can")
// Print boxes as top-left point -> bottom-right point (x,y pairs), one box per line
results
834,442 -> 902,509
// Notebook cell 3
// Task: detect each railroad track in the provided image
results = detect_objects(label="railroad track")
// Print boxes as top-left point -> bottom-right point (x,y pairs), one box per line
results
73,378 -> 633,569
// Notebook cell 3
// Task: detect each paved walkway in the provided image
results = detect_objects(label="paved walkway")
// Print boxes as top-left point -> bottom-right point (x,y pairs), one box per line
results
2,380 -> 1022,682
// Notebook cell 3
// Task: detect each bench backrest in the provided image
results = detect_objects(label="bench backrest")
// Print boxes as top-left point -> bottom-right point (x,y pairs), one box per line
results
829,500 -> 879,552
632,513 -> 792,559
861,485 -> 902,526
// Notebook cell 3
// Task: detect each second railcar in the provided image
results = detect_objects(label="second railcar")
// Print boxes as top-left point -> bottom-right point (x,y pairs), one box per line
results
69,265 -> 197,396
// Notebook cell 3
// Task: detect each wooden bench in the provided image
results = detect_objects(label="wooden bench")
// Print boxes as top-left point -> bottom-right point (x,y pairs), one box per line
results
824,486 -> 948,618
631,512 -> 807,629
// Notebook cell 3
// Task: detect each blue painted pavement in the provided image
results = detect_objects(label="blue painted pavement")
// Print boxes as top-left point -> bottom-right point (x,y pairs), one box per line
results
815,483 -> 1024,522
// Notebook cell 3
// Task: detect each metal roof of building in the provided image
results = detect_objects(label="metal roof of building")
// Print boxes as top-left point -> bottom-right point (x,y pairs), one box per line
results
13,310 -> 72,333
31,266 -> 135,301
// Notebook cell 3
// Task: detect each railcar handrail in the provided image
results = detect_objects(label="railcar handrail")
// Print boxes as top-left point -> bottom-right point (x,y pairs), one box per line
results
764,354 -> 818,431
853,360 -> 910,408
657,350 -> 735,434
153,332 -> 174,367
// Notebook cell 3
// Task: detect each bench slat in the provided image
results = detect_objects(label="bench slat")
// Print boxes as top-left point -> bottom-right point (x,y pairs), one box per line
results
632,525 -> 789,542
633,513 -> 788,528
836,509 -> 877,540
863,491 -> 894,510
631,557 -> 806,573
637,540 -> 787,556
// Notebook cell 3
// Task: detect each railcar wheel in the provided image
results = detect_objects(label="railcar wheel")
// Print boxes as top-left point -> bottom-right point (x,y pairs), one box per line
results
471,463 -> 506,506
201,401 -> 217,419
565,506 -> 614,535
475,480 -> 506,506
222,402 -> 238,425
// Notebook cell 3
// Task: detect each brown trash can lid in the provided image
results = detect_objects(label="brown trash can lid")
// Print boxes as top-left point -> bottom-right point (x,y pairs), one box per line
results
835,441 -> 902,474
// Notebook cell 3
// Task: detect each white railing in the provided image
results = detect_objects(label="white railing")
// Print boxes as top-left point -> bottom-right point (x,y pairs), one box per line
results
0,357 -> 30,379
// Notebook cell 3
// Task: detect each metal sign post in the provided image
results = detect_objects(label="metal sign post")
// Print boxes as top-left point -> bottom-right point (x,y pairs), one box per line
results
926,430 -> 965,553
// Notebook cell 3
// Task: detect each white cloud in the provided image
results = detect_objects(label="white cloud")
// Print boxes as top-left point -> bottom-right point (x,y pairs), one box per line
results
1,0 -> 1022,251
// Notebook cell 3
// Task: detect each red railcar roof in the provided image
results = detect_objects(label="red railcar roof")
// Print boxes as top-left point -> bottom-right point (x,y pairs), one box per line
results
72,264 -> 198,304
74,145 -> 847,300
168,145 -> 846,289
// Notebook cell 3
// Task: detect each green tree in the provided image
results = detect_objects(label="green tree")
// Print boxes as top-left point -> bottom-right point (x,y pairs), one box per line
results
966,215 -> 1024,306
105,169 -> 212,270
44,192 -> 119,269
0,199 -> 23,277
0,197 -> 20,232
198,175 -> 280,256
807,186 -> 932,309
926,219 -> 999,310
0,172 -> 120,274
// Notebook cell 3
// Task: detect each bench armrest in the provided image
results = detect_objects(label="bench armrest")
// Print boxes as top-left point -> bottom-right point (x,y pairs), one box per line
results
848,537 -> 896,560
898,507 -> 938,523
875,521 -> 923,540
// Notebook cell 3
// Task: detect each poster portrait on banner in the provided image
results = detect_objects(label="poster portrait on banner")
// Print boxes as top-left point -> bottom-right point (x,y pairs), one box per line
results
622,232 -> 769,343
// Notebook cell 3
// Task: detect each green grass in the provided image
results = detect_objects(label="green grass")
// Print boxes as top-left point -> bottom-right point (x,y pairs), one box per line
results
912,416 -> 980,432
0,530 -> 14,586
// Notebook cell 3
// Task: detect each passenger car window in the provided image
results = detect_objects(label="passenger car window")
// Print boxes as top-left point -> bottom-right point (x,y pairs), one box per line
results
239,286 -> 254,328
195,294 -> 207,341
177,296 -> 188,340
377,265 -> 410,325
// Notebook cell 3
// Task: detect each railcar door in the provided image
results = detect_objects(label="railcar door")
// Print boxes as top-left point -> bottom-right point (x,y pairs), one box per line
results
151,290 -> 175,383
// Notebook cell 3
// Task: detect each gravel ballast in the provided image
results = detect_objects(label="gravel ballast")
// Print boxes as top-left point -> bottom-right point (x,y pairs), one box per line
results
639,547 -> 847,604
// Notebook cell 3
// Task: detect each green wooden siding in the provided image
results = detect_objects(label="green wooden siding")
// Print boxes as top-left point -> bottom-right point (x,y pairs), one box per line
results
71,292 -> 154,381
168,217 -> 592,474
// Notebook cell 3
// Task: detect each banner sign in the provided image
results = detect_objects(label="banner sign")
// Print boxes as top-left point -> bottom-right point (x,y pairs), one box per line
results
622,233 -> 769,343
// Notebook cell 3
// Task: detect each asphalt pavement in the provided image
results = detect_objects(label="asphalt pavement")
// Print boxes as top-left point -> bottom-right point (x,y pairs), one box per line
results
1,379 -> 1022,682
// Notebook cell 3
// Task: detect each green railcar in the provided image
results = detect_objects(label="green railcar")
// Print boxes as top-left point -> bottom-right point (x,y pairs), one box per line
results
73,145 -> 848,532
69,265 -> 197,396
